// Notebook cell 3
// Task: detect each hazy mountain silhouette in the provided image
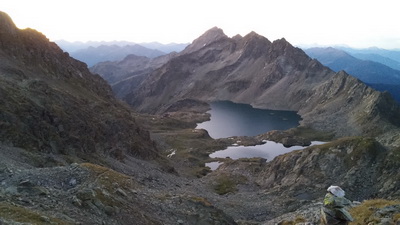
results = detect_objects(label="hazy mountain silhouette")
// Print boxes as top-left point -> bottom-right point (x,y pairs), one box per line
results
56,40 -> 188,54
339,46 -> 400,64
351,52 -> 400,71
304,47 -> 400,84
304,47 -> 400,102
69,44 -> 166,67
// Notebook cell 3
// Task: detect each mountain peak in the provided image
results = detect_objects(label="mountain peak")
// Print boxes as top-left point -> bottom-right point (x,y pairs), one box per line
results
244,31 -> 262,38
182,27 -> 228,54
272,37 -> 290,46
201,26 -> 226,39
232,34 -> 243,41
0,11 -> 17,36
242,31 -> 271,44
271,37 -> 300,54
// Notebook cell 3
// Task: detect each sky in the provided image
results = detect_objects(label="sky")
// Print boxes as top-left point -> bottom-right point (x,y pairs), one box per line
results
2,0 -> 400,49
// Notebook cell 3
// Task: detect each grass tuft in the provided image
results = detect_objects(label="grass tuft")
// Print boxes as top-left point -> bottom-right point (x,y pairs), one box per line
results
213,173 -> 247,195
349,199 -> 400,225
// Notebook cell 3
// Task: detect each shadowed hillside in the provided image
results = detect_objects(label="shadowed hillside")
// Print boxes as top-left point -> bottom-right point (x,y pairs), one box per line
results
0,11 -> 159,162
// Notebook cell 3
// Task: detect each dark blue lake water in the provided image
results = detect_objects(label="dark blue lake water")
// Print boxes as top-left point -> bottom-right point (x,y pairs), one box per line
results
196,101 -> 301,138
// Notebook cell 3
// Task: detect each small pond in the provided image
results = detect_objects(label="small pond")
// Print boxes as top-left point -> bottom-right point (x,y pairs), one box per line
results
206,141 -> 325,170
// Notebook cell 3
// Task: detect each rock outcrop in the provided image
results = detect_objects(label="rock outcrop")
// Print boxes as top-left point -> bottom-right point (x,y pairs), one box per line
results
209,136 -> 400,222
122,27 -> 400,138
256,137 -> 400,200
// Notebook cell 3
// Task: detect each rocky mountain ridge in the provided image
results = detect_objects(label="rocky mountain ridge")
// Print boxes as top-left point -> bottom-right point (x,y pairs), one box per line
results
0,11 -> 158,162
123,27 -> 400,138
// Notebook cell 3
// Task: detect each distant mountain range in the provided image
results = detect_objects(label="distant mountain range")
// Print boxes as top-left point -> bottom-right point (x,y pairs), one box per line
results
304,47 -> 400,102
349,52 -> 400,71
56,40 -> 188,53
338,47 -> 400,67
68,44 -> 166,67
56,40 -> 188,66
99,27 -> 400,138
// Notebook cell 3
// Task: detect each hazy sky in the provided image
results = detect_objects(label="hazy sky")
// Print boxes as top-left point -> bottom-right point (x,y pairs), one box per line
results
2,0 -> 400,49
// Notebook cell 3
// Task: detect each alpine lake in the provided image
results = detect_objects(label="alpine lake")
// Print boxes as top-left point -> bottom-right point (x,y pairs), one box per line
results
196,101 -> 324,170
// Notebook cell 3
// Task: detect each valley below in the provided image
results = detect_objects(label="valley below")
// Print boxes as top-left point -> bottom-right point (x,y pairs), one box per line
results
0,11 -> 400,225
126,103 -> 400,224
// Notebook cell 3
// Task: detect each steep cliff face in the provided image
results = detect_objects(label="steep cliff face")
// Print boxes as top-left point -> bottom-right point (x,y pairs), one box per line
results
0,11 -> 158,160
124,27 -> 400,137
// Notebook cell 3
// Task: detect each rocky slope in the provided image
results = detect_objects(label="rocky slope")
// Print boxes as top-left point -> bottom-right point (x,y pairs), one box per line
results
0,11 -> 241,224
124,27 -> 400,138
368,83 -> 400,102
0,143 -> 239,225
0,11 -> 158,163
207,136 -> 400,223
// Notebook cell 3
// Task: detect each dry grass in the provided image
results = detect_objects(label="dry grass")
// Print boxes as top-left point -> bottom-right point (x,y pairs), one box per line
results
190,196 -> 213,207
80,163 -> 137,189
349,199 -> 400,225
0,202 -> 73,225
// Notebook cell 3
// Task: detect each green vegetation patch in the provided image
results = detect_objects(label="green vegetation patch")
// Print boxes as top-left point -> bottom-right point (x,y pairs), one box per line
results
309,136 -> 382,165
213,173 -> 247,195
287,127 -> 335,141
